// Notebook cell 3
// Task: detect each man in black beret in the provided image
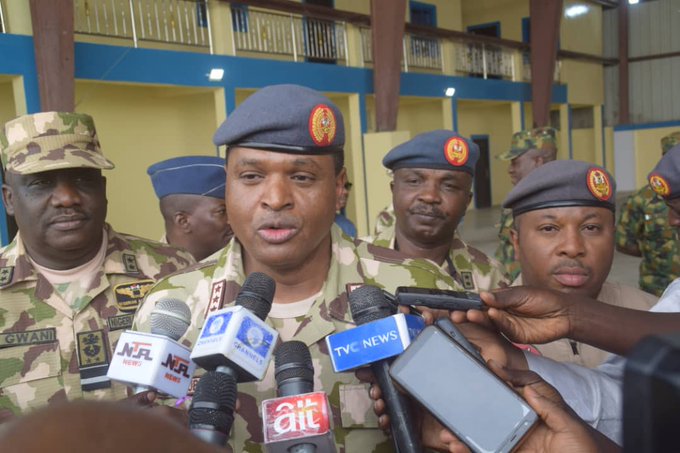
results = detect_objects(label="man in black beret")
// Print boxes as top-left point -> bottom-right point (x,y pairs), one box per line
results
500,160 -> 657,367
133,84 -> 461,452
367,130 -> 509,293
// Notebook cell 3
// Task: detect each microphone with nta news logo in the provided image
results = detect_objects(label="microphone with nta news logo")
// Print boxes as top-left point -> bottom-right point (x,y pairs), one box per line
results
107,298 -> 196,398
262,341 -> 336,453
191,272 -> 279,382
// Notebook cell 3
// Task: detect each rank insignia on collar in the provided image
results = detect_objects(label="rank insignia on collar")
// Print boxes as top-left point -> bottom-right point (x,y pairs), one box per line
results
0,267 -> 13,286
122,253 -> 139,274
206,280 -> 226,317
461,272 -> 475,290
114,280 -> 155,313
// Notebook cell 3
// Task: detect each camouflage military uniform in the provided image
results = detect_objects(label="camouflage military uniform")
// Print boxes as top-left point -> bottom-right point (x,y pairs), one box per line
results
368,223 -> 509,291
494,208 -> 521,281
616,186 -> 680,295
134,225 -> 463,452
0,224 -> 194,415
374,203 -> 396,236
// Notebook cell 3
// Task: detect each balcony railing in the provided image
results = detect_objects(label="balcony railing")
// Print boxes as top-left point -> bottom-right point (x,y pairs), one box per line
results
456,43 -> 515,80
360,27 -> 442,71
74,0 -> 212,52
230,7 -> 347,63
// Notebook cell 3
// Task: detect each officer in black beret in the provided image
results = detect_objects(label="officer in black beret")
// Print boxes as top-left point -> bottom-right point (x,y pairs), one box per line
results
147,155 -> 232,261
649,144 -> 680,229
367,130 -> 510,292
502,159 -> 658,367
134,84 -> 462,452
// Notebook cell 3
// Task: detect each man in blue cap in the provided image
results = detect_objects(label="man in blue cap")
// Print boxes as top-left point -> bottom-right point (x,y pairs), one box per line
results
147,155 -> 233,262
134,84 -> 462,452
367,130 -> 509,292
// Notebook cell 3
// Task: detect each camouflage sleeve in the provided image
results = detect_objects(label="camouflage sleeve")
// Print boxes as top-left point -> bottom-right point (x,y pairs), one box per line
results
615,193 -> 643,256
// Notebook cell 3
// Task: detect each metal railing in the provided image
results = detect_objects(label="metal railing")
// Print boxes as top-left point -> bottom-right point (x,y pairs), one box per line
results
522,52 -> 561,83
0,0 -> 6,34
456,43 -> 515,80
360,27 -> 442,71
230,7 -> 347,63
74,0 -> 212,52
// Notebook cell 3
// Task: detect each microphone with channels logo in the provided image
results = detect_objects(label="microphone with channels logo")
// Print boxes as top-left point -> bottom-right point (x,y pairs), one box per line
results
189,370 -> 238,447
345,285 -> 423,453
262,341 -> 336,453
191,272 -> 279,382
107,298 -> 197,398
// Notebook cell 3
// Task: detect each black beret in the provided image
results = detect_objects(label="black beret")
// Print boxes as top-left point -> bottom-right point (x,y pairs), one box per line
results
382,130 -> 480,175
649,144 -> 680,200
503,160 -> 616,216
213,84 -> 344,154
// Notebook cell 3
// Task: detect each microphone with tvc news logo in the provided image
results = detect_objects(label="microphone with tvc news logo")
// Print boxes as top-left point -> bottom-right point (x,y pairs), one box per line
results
191,272 -> 279,382
262,341 -> 336,453
189,370 -> 238,448
107,298 -> 197,398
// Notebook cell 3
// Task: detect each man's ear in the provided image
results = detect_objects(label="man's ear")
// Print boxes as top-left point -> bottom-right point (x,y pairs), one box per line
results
1,184 -> 14,216
510,227 -> 520,260
466,191 -> 473,208
173,211 -> 191,233
335,168 -> 347,212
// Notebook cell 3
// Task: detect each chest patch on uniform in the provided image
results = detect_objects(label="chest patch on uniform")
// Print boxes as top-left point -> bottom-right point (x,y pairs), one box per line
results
461,272 -> 475,290
0,328 -> 56,348
0,266 -> 14,286
76,330 -> 109,368
107,314 -> 135,331
114,280 -> 155,312
187,377 -> 200,396
206,280 -> 226,316
122,253 -> 140,274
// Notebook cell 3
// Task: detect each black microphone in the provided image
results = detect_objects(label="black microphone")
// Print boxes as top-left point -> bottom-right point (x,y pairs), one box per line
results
191,272 -> 278,382
348,285 -> 423,453
189,370 -> 238,447
261,341 -> 336,453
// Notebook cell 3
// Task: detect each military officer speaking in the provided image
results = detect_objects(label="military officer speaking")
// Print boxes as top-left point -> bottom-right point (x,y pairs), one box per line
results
133,84 -> 465,452
367,130 -> 509,293
0,112 -> 194,419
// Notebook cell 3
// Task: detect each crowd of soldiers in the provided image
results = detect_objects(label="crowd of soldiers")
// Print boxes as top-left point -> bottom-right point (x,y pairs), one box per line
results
1,84 -> 679,452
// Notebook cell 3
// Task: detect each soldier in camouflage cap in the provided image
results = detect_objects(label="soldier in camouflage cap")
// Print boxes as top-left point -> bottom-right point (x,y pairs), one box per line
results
503,160 -> 657,367
649,144 -> 680,227
616,132 -> 680,296
495,127 -> 558,281
134,86 -> 468,452
365,130 -> 509,292
0,112 -> 194,418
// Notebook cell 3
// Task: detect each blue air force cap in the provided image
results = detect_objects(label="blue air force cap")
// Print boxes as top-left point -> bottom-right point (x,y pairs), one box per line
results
147,155 -> 226,199
382,130 -> 480,176
649,144 -> 680,200
213,84 -> 344,154
503,160 -> 616,216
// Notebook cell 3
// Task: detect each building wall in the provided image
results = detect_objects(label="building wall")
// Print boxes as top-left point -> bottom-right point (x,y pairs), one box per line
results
74,81 -> 220,240
461,0 -> 528,40
633,125 -> 680,188
457,101 -> 514,205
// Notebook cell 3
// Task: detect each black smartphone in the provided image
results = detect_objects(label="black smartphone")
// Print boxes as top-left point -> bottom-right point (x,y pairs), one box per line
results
395,287 -> 484,311
390,325 -> 538,453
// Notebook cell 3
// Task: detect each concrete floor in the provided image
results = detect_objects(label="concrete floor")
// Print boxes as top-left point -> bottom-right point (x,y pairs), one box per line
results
459,205 -> 641,288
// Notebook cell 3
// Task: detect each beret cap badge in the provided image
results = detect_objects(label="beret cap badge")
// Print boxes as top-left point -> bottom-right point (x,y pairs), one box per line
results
586,167 -> 612,201
308,104 -> 337,147
444,137 -> 469,167
649,173 -> 671,197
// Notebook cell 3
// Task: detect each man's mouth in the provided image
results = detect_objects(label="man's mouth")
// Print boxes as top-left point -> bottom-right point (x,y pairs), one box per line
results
256,221 -> 299,244
50,215 -> 87,231
552,267 -> 589,287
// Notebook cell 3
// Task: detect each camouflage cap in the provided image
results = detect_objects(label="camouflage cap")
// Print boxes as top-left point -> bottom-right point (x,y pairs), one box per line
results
649,145 -> 680,200
382,130 -> 480,176
1,112 -> 115,175
661,132 -> 680,155
503,160 -> 616,216
496,127 -> 557,161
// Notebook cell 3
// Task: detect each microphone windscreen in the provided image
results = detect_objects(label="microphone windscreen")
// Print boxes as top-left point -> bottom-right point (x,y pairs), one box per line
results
190,371 -> 238,433
150,298 -> 192,340
348,285 -> 393,325
236,272 -> 276,320
274,341 -> 314,387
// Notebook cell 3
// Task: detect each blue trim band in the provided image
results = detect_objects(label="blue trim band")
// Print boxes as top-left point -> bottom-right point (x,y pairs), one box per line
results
614,120 -> 680,132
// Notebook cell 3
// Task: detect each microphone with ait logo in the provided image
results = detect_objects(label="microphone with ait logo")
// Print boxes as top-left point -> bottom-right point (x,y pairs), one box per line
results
190,272 -> 279,382
107,298 -> 197,398
262,341 -> 336,453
